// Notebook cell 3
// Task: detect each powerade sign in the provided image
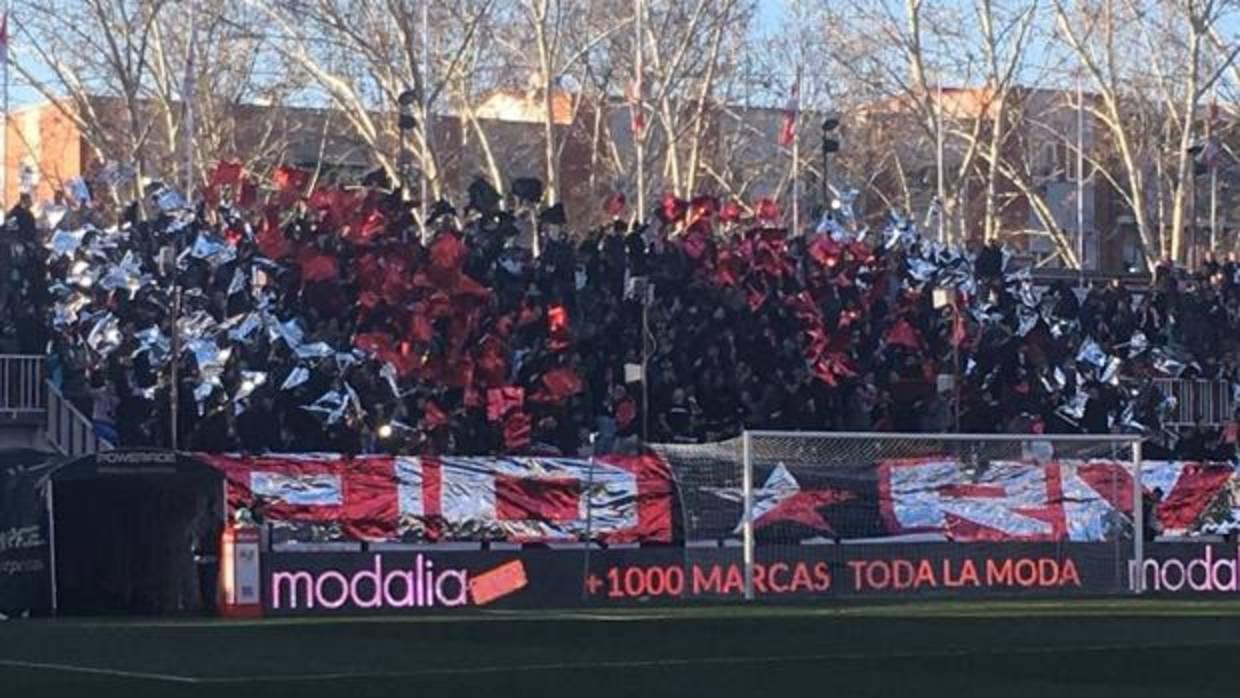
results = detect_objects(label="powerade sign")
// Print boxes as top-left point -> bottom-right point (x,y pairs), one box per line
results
262,544 -> 1134,616
1130,544 -> 1240,594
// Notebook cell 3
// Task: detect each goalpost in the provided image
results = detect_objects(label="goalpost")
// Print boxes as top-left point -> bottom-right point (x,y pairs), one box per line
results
658,432 -> 1145,602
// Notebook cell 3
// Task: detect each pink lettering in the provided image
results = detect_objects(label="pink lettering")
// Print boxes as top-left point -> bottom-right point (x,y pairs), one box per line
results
270,555 -> 472,611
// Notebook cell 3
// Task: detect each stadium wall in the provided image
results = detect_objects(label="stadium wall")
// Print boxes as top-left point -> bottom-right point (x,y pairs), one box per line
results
258,543 -> 1240,616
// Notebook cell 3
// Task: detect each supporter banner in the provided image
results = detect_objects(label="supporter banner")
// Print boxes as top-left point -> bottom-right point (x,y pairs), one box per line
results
199,453 -> 672,544
200,452 -> 1232,546
679,454 -> 1233,543
879,460 -> 1233,542
1130,543 -> 1240,595
0,451 -> 53,615
262,543 -> 1132,615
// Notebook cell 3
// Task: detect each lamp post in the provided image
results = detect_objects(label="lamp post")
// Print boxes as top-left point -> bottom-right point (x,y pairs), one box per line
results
397,88 -> 418,242
821,116 -> 839,214
172,0 -> 198,452
933,287 -> 961,432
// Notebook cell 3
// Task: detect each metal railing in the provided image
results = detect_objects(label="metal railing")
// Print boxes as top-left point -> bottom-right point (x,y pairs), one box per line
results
0,354 -> 45,417
46,380 -> 111,456
1152,378 -> 1235,427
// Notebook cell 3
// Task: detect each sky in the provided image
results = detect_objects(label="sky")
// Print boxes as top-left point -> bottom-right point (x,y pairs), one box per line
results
8,0 -> 1240,110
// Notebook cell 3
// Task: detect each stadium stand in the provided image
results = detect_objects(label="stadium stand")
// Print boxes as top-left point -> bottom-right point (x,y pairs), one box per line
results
2,171 -> 1237,461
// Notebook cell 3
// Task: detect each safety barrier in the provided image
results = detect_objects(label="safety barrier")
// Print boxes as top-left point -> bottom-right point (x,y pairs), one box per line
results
1152,378 -> 1235,427
0,354 -> 45,418
46,380 -> 111,456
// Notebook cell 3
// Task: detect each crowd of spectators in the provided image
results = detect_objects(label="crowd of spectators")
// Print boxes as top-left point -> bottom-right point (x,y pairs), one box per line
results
6,168 -> 1240,461
0,194 -> 50,355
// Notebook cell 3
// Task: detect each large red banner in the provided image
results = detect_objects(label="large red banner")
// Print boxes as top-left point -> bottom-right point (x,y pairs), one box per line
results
196,451 -> 1232,545
197,453 -> 673,544
879,459 -> 1233,542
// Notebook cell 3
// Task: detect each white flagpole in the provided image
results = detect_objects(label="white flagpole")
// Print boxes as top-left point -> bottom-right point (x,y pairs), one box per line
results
936,76 -> 946,245
172,0 -> 196,453
184,0 -> 196,200
1211,82 -> 1219,253
421,0 -> 430,243
2,0 -> 9,213
1076,70 -> 1085,278
791,67 -> 800,236
634,0 -> 644,224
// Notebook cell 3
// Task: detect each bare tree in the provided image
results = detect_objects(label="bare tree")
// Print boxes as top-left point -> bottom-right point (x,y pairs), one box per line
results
254,0 -> 496,202
13,0 -> 168,197
12,0 -> 305,203
1051,0 -> 1238,266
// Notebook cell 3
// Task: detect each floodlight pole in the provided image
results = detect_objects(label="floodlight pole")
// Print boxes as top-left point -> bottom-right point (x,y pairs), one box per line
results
172,0 -> 197,453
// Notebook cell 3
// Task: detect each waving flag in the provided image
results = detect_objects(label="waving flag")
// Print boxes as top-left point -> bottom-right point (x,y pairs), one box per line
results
626,77 -> 644,136
778,80 -> 799,147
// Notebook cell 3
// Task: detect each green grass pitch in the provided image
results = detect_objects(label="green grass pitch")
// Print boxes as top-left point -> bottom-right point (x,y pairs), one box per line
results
2,600 -> 1240,697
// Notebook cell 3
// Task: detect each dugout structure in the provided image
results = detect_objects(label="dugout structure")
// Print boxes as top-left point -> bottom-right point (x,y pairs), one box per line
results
8,450 -> 226,616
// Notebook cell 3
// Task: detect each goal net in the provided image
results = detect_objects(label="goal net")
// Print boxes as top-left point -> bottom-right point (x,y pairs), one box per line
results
655,432 -> 1145,602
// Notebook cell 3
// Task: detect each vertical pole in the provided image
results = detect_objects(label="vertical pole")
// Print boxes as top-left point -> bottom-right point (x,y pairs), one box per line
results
640,297 -> 649,444
184,0 -> 196,200
172,1 -> 194,453
952,299 -> 961,431
170,282 -> 182,451
1210,82 -> 1219,253
741,431 -> 754,601
1190,152 -> 1197,269
1131,439 -> 1144,594
959,172 -> 967,243
420,0 -> 431,244
1076,71 -> 1086,278
821,146 -> 829,211
46,481 -> 58,615
581,449 -> 595,603
529,208 -> 540,259
1211,160 -> 1219,253
634,0 -> 644,223
936,77 -> 946,246
1111,451 -> 1120,589
821,120 -> 830,213
791,66 -> 801,236
1,0 -> 9,211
